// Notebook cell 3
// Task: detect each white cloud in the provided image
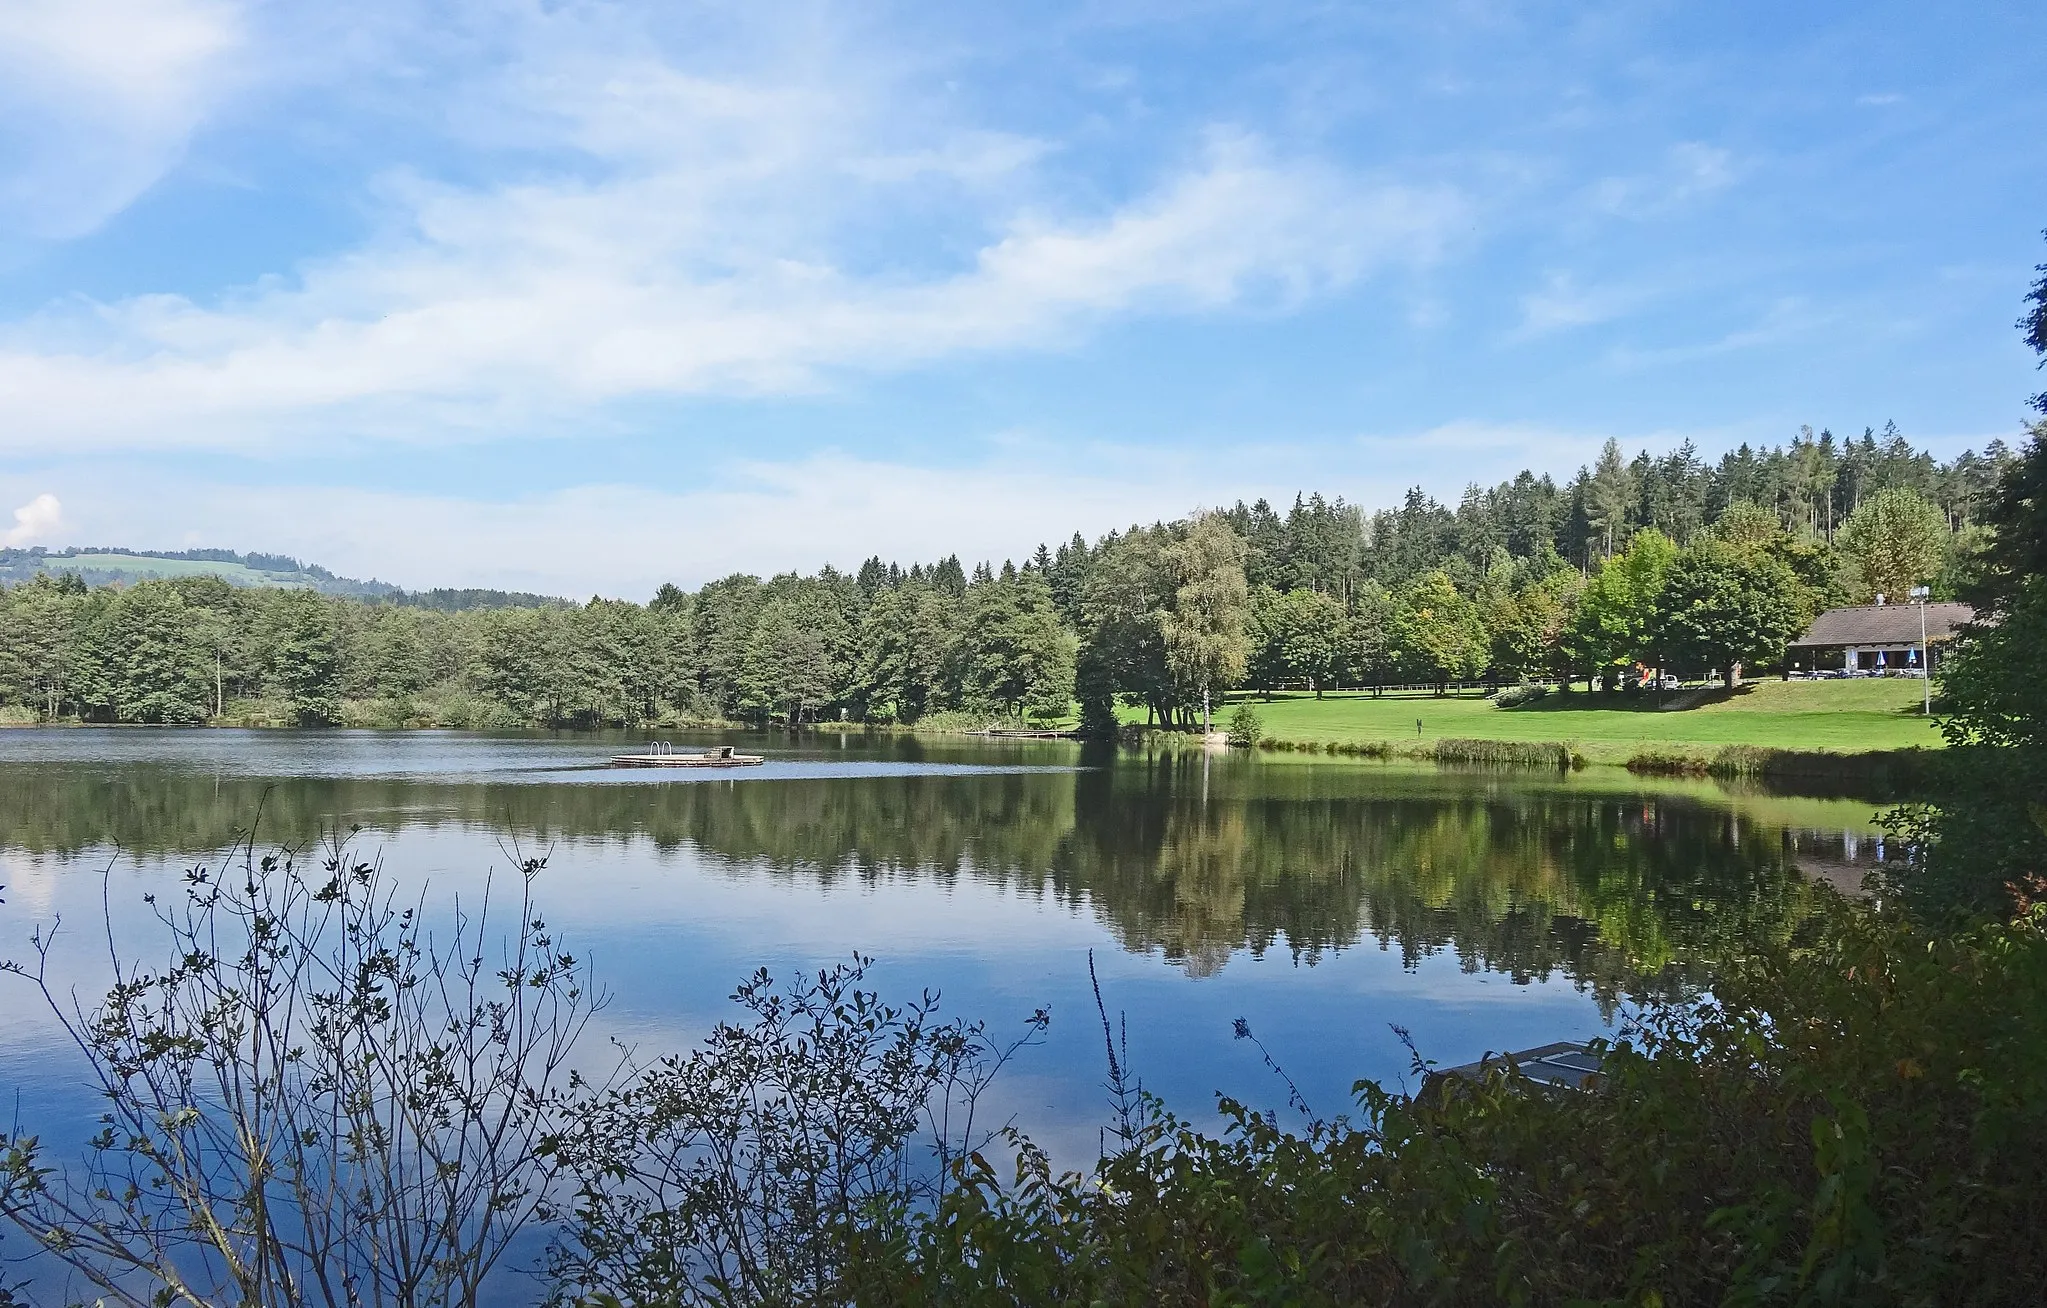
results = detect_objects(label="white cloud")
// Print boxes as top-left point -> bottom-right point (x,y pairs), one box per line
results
1514,272 -> 1654,337
0,133 -> 1459,455
0,0 -> 244,239
1,493 -> 63,547
1588,142 -> 1737,220
14,421 -> 1771,597
0,0 -> 1466,457
13,456 -> 1253,597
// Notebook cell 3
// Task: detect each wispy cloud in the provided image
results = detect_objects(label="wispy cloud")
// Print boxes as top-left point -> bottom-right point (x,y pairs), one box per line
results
9,456 -> 1252,596
1602,297 -> 1826,369
0,3 -> 1465,457
1513,272 -> 1656,337
0,0 -> 244,240
1588,142 -> 1738,219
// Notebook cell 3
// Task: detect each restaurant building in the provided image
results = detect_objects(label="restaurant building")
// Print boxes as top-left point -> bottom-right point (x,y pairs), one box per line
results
1786,600 -> 1975,674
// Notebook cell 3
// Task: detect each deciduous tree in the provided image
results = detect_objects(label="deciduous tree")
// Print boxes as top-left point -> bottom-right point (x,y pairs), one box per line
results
1392,570 -> 1488,694
1161,514 -> 1251,732
1838,486 -> 1947,603
1565,529 -> 1676,687
1652,538 -> 1802,687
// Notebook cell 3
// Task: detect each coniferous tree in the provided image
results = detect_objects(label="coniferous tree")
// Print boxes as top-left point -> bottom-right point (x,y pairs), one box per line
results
1586,438 -> 1636,562
1046,533 -> 1091,628
856,583 -> 954,723
956,571 -> 1073,720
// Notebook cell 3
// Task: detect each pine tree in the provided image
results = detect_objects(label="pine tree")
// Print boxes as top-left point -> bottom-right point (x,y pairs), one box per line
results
1587,438 -> 1636,562
855,556 -> 888,596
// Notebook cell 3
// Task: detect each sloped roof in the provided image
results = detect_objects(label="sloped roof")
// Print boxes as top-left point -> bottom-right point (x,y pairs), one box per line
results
1790,602 -> 1975,648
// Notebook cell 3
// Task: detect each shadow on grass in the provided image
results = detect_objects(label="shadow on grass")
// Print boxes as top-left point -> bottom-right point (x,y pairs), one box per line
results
1501,686 -> 1747,715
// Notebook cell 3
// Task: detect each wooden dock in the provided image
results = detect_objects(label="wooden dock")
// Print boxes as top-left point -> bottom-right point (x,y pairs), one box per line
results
609,744 -> 765,769
1419,1040 -> 1604,1104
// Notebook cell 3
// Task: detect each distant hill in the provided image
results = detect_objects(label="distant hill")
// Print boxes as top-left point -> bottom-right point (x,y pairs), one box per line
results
0,547 -> 565,611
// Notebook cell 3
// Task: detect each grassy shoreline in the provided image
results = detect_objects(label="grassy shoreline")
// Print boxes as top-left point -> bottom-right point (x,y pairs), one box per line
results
4,680 -> 1942,787
1204,678 -> 1941,766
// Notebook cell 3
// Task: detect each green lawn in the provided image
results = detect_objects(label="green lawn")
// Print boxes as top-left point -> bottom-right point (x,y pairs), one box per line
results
47,553 -> 309,587
1213,678 -> 1941,762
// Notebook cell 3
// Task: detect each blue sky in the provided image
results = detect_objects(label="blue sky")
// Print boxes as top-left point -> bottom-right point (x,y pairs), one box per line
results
1,0 -> 2042,597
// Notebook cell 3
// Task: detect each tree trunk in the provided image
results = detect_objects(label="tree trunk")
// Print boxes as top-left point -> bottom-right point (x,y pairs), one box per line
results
1203,686 -> 1212,734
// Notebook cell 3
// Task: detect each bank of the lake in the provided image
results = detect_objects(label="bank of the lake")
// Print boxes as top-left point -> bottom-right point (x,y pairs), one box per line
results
1209,677 -> 1942,768
4,678 -> 1945,788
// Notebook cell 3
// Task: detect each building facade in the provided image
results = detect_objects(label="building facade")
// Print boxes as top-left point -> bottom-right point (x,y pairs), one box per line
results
1786,601 -> 1975,674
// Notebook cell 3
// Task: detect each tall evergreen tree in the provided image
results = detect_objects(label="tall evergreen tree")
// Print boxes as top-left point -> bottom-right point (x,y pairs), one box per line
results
1586,438 -> 1636,562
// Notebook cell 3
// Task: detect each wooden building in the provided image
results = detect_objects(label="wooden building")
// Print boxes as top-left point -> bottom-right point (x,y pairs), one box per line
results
1787,600 -> 1974,674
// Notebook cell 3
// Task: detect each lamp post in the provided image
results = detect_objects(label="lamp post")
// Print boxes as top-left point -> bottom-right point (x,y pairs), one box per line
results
1910,585 -> 1931,715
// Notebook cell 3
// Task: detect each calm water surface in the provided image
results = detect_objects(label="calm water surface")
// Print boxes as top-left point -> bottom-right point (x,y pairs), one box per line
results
0,727 -> 1898,1296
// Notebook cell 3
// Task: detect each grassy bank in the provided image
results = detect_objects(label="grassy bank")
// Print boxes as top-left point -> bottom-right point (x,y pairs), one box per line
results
8,679 -> 1940,778
1217,678 -> 1939,766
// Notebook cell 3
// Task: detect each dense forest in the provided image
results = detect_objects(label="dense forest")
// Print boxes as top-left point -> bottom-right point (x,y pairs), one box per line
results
0,423 -> 2022,730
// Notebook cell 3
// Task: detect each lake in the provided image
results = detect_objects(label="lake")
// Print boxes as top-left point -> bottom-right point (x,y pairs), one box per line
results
0,727 -> 1900,1297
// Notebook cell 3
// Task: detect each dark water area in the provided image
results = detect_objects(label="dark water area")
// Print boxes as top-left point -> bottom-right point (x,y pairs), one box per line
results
0,727 -> 1904,1301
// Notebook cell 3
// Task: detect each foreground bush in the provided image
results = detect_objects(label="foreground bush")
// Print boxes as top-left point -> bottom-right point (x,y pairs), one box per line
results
841,900 -> 2047,1307
0,838 -> 600,1308
538,958 -> 1046,1307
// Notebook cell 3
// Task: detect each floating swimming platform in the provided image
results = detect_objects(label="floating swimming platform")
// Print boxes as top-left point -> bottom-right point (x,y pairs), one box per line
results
609,744 -> 765,768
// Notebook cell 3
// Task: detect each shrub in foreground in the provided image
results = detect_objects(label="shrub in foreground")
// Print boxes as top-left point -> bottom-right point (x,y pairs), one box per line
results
0,838 -> 601,1308
841,901 -> 2047,1307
